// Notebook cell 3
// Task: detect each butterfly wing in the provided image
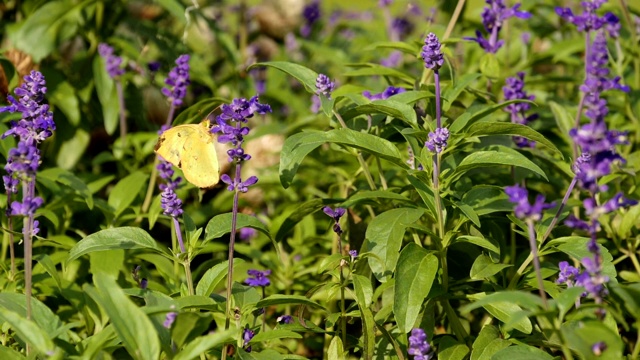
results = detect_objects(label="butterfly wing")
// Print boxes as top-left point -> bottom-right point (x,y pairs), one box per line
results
154,122 -> 220,188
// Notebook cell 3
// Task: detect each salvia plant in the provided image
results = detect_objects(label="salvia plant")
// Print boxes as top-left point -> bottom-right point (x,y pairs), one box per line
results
0,0 -> 640,359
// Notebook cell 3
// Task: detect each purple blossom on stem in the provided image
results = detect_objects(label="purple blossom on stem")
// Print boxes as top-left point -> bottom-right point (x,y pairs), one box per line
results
220,174 -> 258,193
323,206 -> 346,236
245,269 -> 271,287
98,43 -> 125,78
277,314 -> 294,324
425,128 -> 450,154
503,72 -> 537,148
592,341 -> 607,356
163,308 -> 177,328
349,250 -> 358,259
556,261 -> 580,287
310,95 -> 322,113
363,86 -> 406,100
162,54 -> 190,107
243,328 -> 255,352
421,33 -> 444,71
301,0 -> 321,37
157,158 -> 183,218
505,185 -> 555,222
315,74 -> 335,99
555,1 -> 607,33
466,0 -> 531,53
408,328 -> 433,360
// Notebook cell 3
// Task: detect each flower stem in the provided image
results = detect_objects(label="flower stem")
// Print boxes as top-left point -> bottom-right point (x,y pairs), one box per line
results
542,177 -> 577,243
526,219 -> 548,309
116,80 -> 127,150
332,110 -> 377,190
222,162 -> 243,360
172,217 -> 194,295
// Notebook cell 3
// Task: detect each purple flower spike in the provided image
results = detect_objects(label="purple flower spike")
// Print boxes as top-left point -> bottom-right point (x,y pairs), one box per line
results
408,328 -> 433,360
163,308 -> 177,329
301,0 -> 321,37
556,261 -> 580,286
466,0 -> 530,53
157,158 -> 183,218
421,33 -> 444,71
555,1 -> 607,33
425,128 -> 450,154
98,43 -> 125,78
503,72 -> 537,148
162,54 -> 190,107
315,74 -> 335,99
245,269 -> 271,287
505,185 -> 555,222
243,327 -> 255,352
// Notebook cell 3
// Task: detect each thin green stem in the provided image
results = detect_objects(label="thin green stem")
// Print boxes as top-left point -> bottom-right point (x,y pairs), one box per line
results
632,320 -> 640,359
333,110 -> 377,190
526,219 -> 548,309
508,252 -> 533,290
542,177 -> 577,243
116,80 -> 127,150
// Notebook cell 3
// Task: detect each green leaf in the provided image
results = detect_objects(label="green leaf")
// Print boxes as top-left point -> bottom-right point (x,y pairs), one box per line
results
93,55 -> 119,135
173,330 -> 236,360
0,293 -> 64,338
360,305 -> 375,360
343,64 -> 414,84
273,199 -> 325,242
196,259 -> 245,297
471,325 -> 510,360
0,344 -> 25,359
85,273 -> 161,360
448,150 -> 547,182
154,0 -> 186,22
108,171 -> 148,218
469,254 -> 511,280
491,344 -> 554,360
68,227 -> 168,262
173,97 -> 227,125
479,53 -> 500,79
252,61 -> 318,93
0,307 -> 55,356
49,80 -> 80,125
553,237 -> 616,281
548,101 -> 574,143
365,41 -> 420,55
407,174 -> 437,217
38,168 -> 94,209
250,329 -> 302,343
366,208 -> 424,282
554,286 -> 584,321
462,292 -> 543,334
454,236 -> 500,257
205,213 -> 271,241
438,336 -> 470,360
352,274 -> 373,308
256,295 -> 325,310
341,99 -> 417,126
466,122 -> 562,157
442,73 -> 481,112
609,283 -> 640,319
449,100 -> 536,133
279,129 -> 405,188
461,185 -> 512,216
341,190 -> 411,208
56,128 -> 90,170
327,336 -> 344,360
394,244 -> 438,333
0,57 -> 17,88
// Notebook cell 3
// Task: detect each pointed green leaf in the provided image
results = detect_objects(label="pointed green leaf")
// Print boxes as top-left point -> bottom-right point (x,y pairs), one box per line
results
196,259 -> 245,297
85,273 -> 160,360
38,168 -> 94,209
448,151 -> 547,182
394,244 -> 438,333
366,208 -> 424,282
491,345 -> 554,360
0,307 -> 55,356
469,254 -> 511,280
205,213 -> 271,241
68,227 -> 168,262
173,330 -> 236,360
471,325 -> 510,360
108,171 -> 148,218
442,73 -> 481,112
466,122 -> 561,157
252,61 -> 318,93
342,99 -> 417,126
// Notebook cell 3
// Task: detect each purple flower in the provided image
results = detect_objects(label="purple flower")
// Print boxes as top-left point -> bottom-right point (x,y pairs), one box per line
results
310,95 -> 322,113
243,328 -> 255,352
391,17 -> 414,40
466,0 -> 531,53
301,0 -> 321,37
98,43 -> 125,78
363,86 -> 406,100
425,127 -> 450,153
161,54 -> 190,107
381,51 -> 403,67
147,61 -> 161,73
555,1 -> 607,33
220,174 -> 258,193
556,261 -> 580,286
379,0 -> 393,6
245,269 -> 271,287
315,74 -> 335,99
592,341 -> 607,356
408,328 -> 433,360
503,72 -> 537,148
277,314 -> 294,324
323,206 -> 346,235
421,33 -> 444,71
240,227 -> 258,241
505,185 -> 555,222
349,250 -> 358,258
157,158 -> 183,218
163,308 -> 177,329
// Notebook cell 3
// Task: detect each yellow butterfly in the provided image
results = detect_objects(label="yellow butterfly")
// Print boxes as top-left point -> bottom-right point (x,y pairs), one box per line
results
154,120 -> 220,188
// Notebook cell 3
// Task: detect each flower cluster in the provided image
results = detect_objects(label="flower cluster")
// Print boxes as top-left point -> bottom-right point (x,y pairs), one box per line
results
503,72 -> 538,147
466,0 -> 531,53
2,71 -> 55,225
157,158 -> 183,218
505,185 -> 555,222
301,0 -> 321,38
421,33 -> 444,71
363,86 -> 406,100
161,54 -> 190,107
555,0 -> 618,36
315,74 -> 335,99
323,206 -> 346,236
98,43 -> 125,78
425,128 -> 449,154
408,328 -> 433,360
245,269 -> 271,287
